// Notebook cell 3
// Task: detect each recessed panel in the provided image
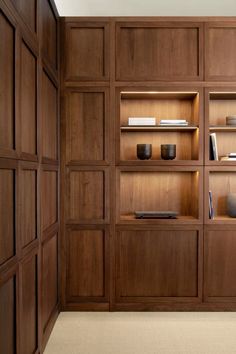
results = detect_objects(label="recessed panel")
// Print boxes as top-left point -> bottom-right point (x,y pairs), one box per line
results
67,229 -> 105,298
0,277 -> 16,354
41,0 -> 57,70
66,26 -> 106,79
20,169 -> 37,248
117,230 -> 199,297
42,234 -> 58,330
21,255 -> 37,354
116,26 -> 200,80
68,170 -> 105,221
67,91 -> 105,162
42,71 -> 57,160
41,171 -> 57,231
0,12 -> 15,152
0,169 -> 15,265
205,230 -> 236,297
207,27 -> 236,78
21,41 -> 37,155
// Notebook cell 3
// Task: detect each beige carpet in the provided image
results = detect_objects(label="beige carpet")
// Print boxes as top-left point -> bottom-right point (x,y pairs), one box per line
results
44,312 -> 236,354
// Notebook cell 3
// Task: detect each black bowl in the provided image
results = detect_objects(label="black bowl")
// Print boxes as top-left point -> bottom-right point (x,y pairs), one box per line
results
161,144 -> 176,160
137,144 -> 152,160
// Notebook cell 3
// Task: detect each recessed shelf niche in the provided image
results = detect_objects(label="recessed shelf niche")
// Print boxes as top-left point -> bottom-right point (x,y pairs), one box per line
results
119,91 -> 200,163
118,168 -> 201,224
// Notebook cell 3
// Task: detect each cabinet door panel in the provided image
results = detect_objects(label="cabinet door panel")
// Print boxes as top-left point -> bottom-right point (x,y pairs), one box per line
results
20,255 -> 37,354
0,277 -> 16,354
206,24 -> 236,80
68,170 -> 106,222
41,170 -> 57,233
205,230 -> 236,299
66,90 -> 107,163
0,11 -> 15,152
117,230 -> 199,299
20,41 -> 37,155
41,0 -> 57,70
65,23 -> 109,80
66,229 -> 105,300
42,234 -> 58,331
0,168 -> 15,265
116,24 -> 202,80
12,0 -> 36,32
20,169 -> 37,248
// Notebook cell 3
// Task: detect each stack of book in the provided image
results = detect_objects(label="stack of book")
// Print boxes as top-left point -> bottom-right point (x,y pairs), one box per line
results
209,191 -> 214,219
221,153 -> 236,161
159,119 -> 188,126
128,117 -> 156,126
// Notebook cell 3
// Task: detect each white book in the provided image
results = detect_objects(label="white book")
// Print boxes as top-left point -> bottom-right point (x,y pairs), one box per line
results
128,117 -> 156,126
210,133 -> 218,161
159,122 -> 188,126
160,119 -> 187,123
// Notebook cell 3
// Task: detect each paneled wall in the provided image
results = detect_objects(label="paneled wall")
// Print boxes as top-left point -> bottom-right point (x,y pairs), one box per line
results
0,0 -> 59,353
60,17 -> 236,311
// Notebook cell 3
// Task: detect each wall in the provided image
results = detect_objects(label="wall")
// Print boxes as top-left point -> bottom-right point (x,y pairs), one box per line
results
55,0 -> 236,16
0,0 -> 60,353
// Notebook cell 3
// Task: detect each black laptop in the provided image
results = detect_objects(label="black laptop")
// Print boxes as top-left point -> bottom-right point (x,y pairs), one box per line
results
135,211 -> 178,219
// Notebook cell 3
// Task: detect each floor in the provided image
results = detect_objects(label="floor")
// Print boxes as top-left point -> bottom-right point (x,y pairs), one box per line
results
44,312 -> 236,354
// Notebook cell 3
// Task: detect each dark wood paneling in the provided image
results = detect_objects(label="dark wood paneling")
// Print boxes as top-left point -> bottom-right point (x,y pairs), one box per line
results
41,0 -> 57,70
20,167 -> 37,248
41,170 -> 57,232
66,89 -> 107,163
11,0 -> 36,32
67,229 -> 105,299
206,23 -> 236,80
205,229 -> 236,299
42,234 -> 58,331
20,254 -> 37,354
0,276 -> 16,354
0,10 -> 15,153
116,23 -> 203,81
20,40 -> 37,156
67,169 -> 105,222
116,229 -> 199,299
65,22 -> 109,81
0,167 -> 15,265
42,70 -> 58,160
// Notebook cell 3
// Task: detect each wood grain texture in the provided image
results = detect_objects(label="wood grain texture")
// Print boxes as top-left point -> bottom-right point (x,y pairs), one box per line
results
0,277 -> 15,354
116,24 -> 201,80
41,0 -> 57,70
20,40 -> 37,155
119,171 -> 199,219
65,23 -> 109,80
206,24 -> 236,79
42,234 -> 58,331
67,229 -> 105,298
20,168 -> 37,248
0,11 -> 14,152
41,170 -> 57,232
117,229 -> 199,298
42,70 -> 58,160
205,229 -> 236,298
66,90 -> 105,162
20,254 -> 37,354
68,170 -> 105,221
12,0 -> 36,32
0,168 -> 15,265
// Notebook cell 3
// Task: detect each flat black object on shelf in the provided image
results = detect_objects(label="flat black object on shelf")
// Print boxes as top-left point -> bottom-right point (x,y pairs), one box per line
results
135,211 -> 178,219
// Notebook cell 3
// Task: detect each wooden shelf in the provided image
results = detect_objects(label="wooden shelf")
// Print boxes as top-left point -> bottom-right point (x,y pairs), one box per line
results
209,126 -> 236,132
208,215 -> 236,223
118,160 -> 201,166
121,92 -> 198,100
121,125 -> 198,132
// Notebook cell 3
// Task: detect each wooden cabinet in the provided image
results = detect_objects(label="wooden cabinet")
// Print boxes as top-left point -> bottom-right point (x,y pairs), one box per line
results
116,228 -> 201,300
205,23 -> 236,80
204,228 -> 236,300
116,22 -> 203,81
